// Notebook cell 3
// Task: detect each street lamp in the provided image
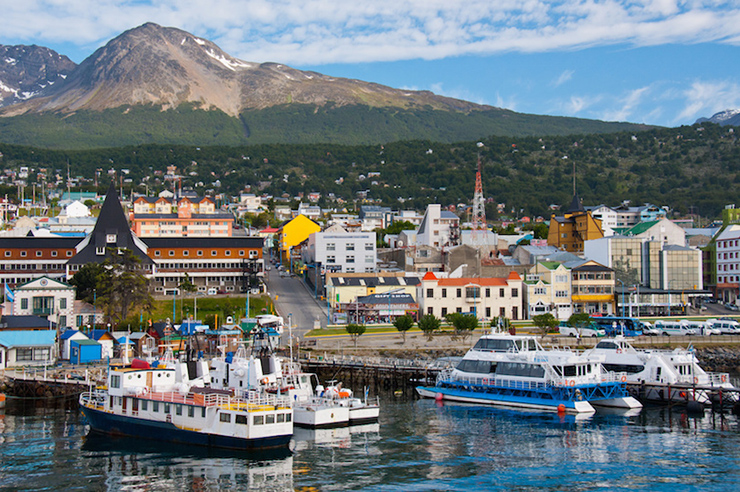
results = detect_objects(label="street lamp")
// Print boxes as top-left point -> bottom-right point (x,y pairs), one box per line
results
385,287 -> 405,325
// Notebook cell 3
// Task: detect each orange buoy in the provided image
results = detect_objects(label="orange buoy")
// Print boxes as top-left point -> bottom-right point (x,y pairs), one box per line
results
557,404 -> 566,414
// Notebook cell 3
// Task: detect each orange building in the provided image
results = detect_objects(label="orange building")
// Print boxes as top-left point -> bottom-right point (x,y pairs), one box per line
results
548,195 -> 603,253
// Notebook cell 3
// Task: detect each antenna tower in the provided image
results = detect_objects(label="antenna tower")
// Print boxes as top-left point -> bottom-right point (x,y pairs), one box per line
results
472,154 -> 486,235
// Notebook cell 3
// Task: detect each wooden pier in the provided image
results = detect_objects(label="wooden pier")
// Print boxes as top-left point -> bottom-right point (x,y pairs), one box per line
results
1,368 -> 99,400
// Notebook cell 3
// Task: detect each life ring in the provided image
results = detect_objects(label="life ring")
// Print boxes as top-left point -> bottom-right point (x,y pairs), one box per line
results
616,348 -> 622,354
569,380 -> 575,387
721,375 -> 728,383
693,377 -> 699,384
620,375 -> 627,383
261,377 -> 269,385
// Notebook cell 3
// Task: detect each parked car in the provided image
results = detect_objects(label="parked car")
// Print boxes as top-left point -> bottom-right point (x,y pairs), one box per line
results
725,303 -> 739,311
558,322 -> 605,338
279,270 -> 290,277
639,321 -> 659,336
708,319 -> 740,334
654,320 -> 692,336
207,287 -> 218,295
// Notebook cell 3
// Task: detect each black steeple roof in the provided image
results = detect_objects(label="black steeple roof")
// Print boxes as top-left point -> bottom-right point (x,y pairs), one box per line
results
67,182 -> 153,265
567,194 -> 585,213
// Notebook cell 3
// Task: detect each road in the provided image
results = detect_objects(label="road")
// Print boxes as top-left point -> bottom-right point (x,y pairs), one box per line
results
264,267 -> 329,340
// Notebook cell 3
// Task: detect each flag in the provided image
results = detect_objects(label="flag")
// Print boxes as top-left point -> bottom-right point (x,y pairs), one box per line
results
4,283 -> 14,303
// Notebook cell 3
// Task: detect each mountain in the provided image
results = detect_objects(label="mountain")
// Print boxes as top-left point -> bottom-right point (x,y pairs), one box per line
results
0,45 -> 76,108
0,23 -> 653,149
696,109 -> 740,127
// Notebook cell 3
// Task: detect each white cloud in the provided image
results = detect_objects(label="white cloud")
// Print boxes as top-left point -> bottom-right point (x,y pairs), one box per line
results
553,70 -> 574,87
3,1 -> 740,65
675,80 -> 740,124
601,86 -> 650,122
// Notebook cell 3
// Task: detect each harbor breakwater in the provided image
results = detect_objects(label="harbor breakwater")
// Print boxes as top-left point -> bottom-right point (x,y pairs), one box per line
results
696,346 -> 740,373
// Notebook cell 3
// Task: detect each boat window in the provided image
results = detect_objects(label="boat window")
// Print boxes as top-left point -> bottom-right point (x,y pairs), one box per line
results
562,366 -> 577,377
164,404 -> 170,413
553,366 -> 562,376
188,406 -> 194,418
141,400 -> 148,411
603,363 -> 644,374
286,413 -> 292,423
496,362 -> 545,378
595,341 -> 618,350
201,407 -> 206,418
220,413 -> 231,423
236,414 -> 248,425
266,414 -> 275,424
153,401 -> 159,412
456,359 -> 494,374
277,413 -> 286,423
254,415 -> 264,425
111,375 -> 121,388
473,338 -> 516,352
175,405 -> 182,416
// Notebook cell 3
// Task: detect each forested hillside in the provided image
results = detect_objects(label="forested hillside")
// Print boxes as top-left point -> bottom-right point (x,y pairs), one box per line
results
0,123 -> 737,221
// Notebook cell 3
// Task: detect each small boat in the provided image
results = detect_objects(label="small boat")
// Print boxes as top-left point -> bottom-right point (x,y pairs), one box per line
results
210,326 -> 379,428
416,332 -> 641,414
79,357 -> 293,451
583,336 -> 736,405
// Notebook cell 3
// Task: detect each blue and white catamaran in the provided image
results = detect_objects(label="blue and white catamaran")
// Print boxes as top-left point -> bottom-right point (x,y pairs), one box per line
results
416,332 -> 642,414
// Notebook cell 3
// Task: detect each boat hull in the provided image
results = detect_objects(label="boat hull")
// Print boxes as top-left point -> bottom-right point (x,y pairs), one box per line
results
293,404 -> 350,429
80,404 -> 292,451
416,385 -> 595,414
348,405 -> 380,425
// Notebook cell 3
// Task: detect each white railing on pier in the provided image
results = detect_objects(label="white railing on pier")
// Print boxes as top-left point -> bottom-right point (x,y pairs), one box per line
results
1,367 -> 94,386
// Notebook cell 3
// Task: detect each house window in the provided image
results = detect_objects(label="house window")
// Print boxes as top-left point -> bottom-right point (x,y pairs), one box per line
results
457,288 -> 462,298
486,288 -> 491,297
16,348 -> 33,361
534,287 -> 546,295
427,307 -> 433,315
239,250 -> 245,256
51,251 -> 57,257
21,298 -> 28,310
197,251 -> 203,256
500,288 -> 505,297
426,288 -> 434,298
365,244 -> 373,251
225,251 -> 231,256
169,250 -> 175,256
346,255 -> 355,263
183,250 -> 189,256
441,307 -> 447,317
466,287 -> 480,298
486,307 -> 491,318
58,315 -> 67,327
4,251 -> 9,257
327,255 -> 335,263
327,243 -> 335,251
250,250 -> 258,259
211,250 -> 217,256
36,251 -> 42,257
20,251 -> 26,257
346,243 -> 355,251
106,234 -> 117,243
441,288 -> 447,298
60,298 -> 67,309
155,251 -> 161,257
66,251 -> 72,257
96,247 -> 105,255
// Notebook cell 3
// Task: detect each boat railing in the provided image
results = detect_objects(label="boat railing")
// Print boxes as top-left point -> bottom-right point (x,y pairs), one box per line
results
79,390 -> 107,410
439,368 -> 628,389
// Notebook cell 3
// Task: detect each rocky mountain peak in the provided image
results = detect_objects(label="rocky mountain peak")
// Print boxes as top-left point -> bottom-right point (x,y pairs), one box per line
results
0,45 -> 76,107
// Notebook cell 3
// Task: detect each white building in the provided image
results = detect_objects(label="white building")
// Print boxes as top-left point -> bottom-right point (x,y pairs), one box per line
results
418,271 -> 524,321
304,226 -> 377,273
11,276 -> 77,330
417,204 -> 460,249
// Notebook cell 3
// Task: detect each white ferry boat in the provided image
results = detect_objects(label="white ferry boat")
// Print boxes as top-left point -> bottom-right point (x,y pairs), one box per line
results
79,357 -> 293,450
583,336 -> 735,405
416,332 -> 641,414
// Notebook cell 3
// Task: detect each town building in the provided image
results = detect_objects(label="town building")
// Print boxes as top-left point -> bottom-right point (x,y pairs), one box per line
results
570,260 -> 615,315
417,271 -> 524,321
10,276 -> 77,330
523,262 -> 573,320
276,214 -> 321,266
548,195 -> 604,253
416,204 -> 460,249
303,226 -> 377,274
325,273 -> 420,324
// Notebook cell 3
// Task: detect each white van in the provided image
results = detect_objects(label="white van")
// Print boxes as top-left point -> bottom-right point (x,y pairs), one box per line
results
708,319 -> 740,334
679,320 -> 718,336
558,323 -> 605,338
654,320 -> 691,336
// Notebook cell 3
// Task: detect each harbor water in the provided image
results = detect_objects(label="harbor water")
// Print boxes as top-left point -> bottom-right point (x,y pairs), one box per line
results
2,394 -> 740,491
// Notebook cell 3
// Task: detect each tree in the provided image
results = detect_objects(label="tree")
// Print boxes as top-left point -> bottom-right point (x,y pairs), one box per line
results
393,315 -> 414,343
445,312 -> 478,342
567,313 -> 591,327
346,323 -> 366,347
96,248 -> 153,326
532,313 -> 559,337
69,262 -> 105,303
490,316 -> 513,334
417,314 -> 440,341
179,273 -> 197,295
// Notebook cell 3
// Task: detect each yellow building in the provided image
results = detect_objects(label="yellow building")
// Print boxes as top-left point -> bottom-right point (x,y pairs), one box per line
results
548,195 -> 603,253
571,260 -> 615,315
277,214 -> 321,266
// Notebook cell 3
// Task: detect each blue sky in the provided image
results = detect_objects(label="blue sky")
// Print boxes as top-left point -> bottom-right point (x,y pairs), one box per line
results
3,0 -> 740,127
